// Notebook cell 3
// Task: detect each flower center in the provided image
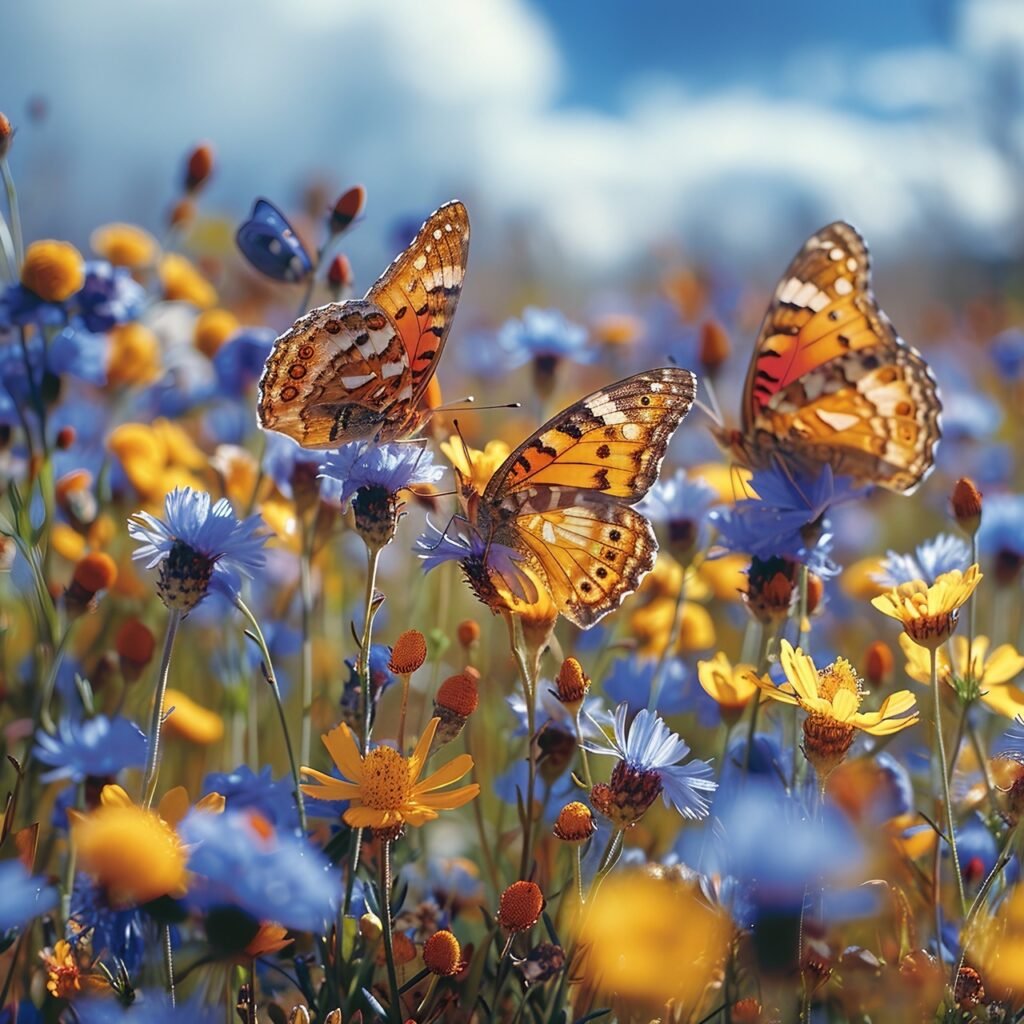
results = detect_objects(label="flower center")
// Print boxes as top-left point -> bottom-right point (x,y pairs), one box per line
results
360,747 -> 412,810
816,658 -> 862,706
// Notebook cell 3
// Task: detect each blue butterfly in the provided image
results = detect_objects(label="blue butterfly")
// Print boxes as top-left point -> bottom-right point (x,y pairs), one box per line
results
236,198 -> 314,283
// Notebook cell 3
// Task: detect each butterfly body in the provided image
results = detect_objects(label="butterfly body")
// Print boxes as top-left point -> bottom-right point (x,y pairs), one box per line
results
463,368 -> 697,628
722,221 -> 941,493
258,201 -> 469,449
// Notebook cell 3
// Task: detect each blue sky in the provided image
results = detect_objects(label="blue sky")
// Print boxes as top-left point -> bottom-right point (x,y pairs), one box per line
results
0,0 -> 1020,277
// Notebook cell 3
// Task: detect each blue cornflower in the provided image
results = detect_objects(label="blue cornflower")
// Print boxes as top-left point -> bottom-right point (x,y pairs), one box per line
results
68,878 -> 148,971
978,494 -> 1024,580
606,653 -> 721,723
202,765 -> 300,832
416,518 -> 539,606
638,468 -> 719,556
584,702 -> 716,823
76,261 -> 146,332
874,532 -> 971,587
940,392 -> 1001,443
506,687 -> 610,741
497,307 -> 591,368
0,860 -> 58,930
710,464 -> 864,577
34,715 -> 146,783
262,431 -> 326,501
213,327 -> 275,397
179,807 -> 338,931
997,717 -> 1024,762
991,328 -> 1024,380
128,486 -> 266,611
319,442 -> 444,509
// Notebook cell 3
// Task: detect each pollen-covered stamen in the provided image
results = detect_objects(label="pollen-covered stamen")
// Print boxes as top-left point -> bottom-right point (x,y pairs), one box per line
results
815,657 -> 863,706
156,539 -> 216,612
360,747 -> 412,810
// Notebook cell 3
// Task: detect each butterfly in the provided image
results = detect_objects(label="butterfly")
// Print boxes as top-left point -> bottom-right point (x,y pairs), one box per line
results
452,368 -> 697,628
717,221 -> 941,494
257,201 -> 469,449
236,198 -> 315,283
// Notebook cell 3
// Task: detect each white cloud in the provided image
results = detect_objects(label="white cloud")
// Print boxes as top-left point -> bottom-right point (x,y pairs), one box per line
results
0,0 -> 1021,274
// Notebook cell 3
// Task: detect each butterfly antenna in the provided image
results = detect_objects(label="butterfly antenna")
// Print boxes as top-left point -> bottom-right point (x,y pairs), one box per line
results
437,396 -> 522,414
453,418 -> 475,481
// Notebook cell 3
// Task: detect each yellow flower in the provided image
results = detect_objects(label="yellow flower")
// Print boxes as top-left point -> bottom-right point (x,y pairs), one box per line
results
194,308 -> 240,358
440,436 -> 510,495
71,784 -> 223,908
159,252 -> 217,308
761,641 -> 919,778
630,596 -> 715,656
574,869 -> 731,1010
163,687 -> 225,745
107,323 -> 161,388
697,552 -> 748,602
898,634 -> 1024,717
697,652 -> 759,721
300,717 -> 480,829
592,312 -> 643,347
21,239 -> 85,302
107,419 -> 208,503
90,222 -> 158,269
871,565 -> 983,650
971,883 -> 1024,998
687,461 -> 753,504
841,556 -> 888,602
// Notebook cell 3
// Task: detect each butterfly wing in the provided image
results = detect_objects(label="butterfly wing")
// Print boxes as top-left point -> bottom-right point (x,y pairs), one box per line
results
367,201 -> 469,414
480,368 -> 696,627
236,199 -> 314,283
257,300 -> 413,448
741,222 -> 941,493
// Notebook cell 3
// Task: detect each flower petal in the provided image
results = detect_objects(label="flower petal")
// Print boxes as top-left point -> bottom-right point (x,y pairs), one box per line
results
321,723 -> 363,782
414,754 -> 474,795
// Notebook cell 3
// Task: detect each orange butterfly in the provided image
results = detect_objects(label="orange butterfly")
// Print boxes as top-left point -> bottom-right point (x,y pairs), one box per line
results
430,368 -> 697,628
716,222 -> 941,494
257,201 -> 469,449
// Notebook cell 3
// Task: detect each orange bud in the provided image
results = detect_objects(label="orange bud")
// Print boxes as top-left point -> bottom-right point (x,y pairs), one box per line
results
699,319 -> 731,374
456,619 -> 480,648
952,477 -> 982,536
329,186 -> 366,234
422,929 -> 462,977
327,253 -> 353,289
864,640 -> 894,687
56,426 -> 76,450
436,668 -> 479,717
72,552 -> 118,594
0,112 -> 12,158
497,881 -> 545,932
184,143 -> 214,192
389,630 -> 427,675
116,619 -> 156,679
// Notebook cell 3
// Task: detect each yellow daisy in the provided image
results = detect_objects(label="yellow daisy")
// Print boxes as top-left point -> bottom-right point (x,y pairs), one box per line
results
759,640 -> 919,778
696,652 -> 759,723
898,634 -> 1024,717
300,718 -> 480,830
871,565 -> 982,650
440,436 -> 510,495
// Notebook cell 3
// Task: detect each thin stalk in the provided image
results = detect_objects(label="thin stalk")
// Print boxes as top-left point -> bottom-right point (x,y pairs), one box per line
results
299,521 -> 315,766
574,708 -> 593,789
932,645 -> 967,916
141,609 -> 182,808
744,625 -> 775,777
397,673 -> 411,752
505,613 -> 537,880
647,565 -> 688,712
797,564 -> 810,651
37,624 -> 73,734
1,158 -> 24,265
379,840 -> 404,1024
357,545 -> 383,754
164,925 -> 176,1006
237,598 -> 307,834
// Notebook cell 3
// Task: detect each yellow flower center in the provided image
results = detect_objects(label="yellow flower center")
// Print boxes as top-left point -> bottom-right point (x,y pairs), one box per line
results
361,746 -> 412,810
816,657 -> 862,705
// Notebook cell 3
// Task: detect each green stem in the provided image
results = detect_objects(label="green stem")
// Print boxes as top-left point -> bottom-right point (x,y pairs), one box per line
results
237,598 -> 307,834
1,158 -> 24,266
38,623 -> 73,734
141,609 -> 182,808
299,523 -> 315,766
164,925 -> 176,1006
574,708 -> 594,789
506,613 -> 537,881
932,645 -> 967,916
379,840 -> 404,1024
357,545 -> 383,754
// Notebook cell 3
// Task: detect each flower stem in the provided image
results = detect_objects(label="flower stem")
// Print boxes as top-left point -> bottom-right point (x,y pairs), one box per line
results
236,598 -> 308,834
932,645 -> 967,916
574,708 -> 593,789
505,612 -> 537,881
299,521 -> 315,766
141,609 -> 182,808
379,840 -> 404,1024
164,925 -> 176,1006
357,545 -> 383,754
1,158 -> 24,266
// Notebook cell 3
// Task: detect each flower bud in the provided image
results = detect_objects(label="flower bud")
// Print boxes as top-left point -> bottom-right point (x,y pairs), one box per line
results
21,240 -> 85,303
699,319 -> 731,375
184,143 -> 214,193
553,801 -> 596,844
497,881 -> 545,932
423,929 -> 462,977
329,186 -> 366,235
66,552 -> 117,615
326,253 -> 353,299
115,618 -> 156,683
389,629 -> 427,675
952,477 -> 982,536
554,656 -> 589,712
863,640 -> 893,687
56,426 -> 76,451
432,668 -> 479,747
456,619 -> 480,649
0,113 -> 12,159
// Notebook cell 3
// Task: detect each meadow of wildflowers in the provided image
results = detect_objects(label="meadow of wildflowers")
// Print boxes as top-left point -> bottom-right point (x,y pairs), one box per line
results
2,89 -> 1024,1024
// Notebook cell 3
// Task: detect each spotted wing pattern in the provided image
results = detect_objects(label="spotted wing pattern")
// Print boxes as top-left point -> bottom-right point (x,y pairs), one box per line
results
368,200 -> 469,410
478,368 -> 696,628
740,222 -> 941,493
257,201 -> 469,449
